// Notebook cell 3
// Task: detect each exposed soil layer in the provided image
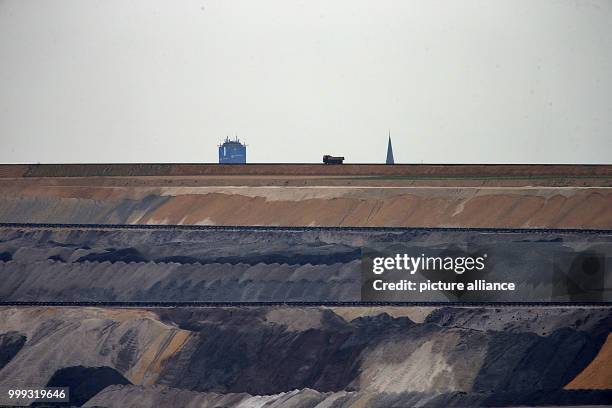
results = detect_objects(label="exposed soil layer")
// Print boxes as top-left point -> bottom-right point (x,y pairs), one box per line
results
1,162 -> 611,228
137,189 -> 612,228
3,163 -> 611,178
0,306 -> 609,407
566,333 -> 612,390
3,174 -> 611,188
0,182 -> 611,228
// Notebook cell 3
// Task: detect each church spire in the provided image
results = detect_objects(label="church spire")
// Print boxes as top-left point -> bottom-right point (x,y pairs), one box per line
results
386,130 -> 394,164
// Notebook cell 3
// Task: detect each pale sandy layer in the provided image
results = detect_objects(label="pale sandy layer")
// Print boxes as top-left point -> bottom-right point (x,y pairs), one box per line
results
357,331 -> 481,393
137,189 -> 612,229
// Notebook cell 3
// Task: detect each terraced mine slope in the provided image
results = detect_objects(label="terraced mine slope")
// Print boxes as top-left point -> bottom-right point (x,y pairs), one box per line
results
1,225 -> 610,303
0,306 -> 610,407
0,164 -> 611,228
0,184 -> 611,229
0,165 -> 610,407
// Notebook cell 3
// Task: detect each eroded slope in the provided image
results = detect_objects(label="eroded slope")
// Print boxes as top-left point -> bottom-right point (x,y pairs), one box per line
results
0,306 -> 610,407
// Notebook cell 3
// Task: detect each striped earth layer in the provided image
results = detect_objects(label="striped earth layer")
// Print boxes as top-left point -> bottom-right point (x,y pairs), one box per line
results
0,165 -> 610,407
0,226 -> 611,303
0,176 -> 611,228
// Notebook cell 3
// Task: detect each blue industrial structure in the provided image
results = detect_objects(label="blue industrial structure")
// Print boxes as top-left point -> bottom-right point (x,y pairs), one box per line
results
218,137 -> 247,164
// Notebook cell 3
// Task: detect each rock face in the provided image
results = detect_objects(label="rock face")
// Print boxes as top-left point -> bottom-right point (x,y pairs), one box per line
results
0,306 -> 610,407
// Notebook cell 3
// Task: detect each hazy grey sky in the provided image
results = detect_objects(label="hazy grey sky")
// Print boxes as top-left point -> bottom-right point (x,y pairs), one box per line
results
1,0 -> 611,164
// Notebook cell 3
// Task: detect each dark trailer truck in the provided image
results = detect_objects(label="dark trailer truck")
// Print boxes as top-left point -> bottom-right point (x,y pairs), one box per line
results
323,155 -> 344,164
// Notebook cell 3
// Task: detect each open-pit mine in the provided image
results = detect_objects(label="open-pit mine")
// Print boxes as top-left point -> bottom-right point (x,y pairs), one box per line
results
0,164 -> 610,407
